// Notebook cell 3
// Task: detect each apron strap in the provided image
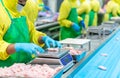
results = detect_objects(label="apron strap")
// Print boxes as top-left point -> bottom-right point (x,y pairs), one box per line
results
0,0 -> 13,19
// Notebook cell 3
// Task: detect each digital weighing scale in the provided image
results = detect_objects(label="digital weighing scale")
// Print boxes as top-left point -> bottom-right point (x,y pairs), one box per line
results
30,48 -> 74,72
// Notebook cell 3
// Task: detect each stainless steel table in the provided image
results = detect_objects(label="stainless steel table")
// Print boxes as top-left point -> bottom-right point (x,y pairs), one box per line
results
60,38 -> 91,51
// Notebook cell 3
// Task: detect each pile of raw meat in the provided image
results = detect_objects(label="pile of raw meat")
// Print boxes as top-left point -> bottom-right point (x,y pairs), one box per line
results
64,47 -> 85,55
0,63 -> 63,78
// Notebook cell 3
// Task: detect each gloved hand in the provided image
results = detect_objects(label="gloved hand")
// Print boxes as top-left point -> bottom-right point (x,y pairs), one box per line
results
80,20 -> 86,29
15,43 -> 45,56
44,6 -> 51,11
42,36 -> 61,48
72,23 -> 80,32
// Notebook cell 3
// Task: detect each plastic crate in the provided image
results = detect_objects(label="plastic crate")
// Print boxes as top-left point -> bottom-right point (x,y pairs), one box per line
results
72,51 -> 86,62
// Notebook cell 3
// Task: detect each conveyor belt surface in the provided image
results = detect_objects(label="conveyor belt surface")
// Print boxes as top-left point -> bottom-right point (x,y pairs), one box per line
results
68,29 -> 120,78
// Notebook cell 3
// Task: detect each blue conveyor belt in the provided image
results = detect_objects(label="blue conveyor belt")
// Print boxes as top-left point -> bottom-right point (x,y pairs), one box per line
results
68,29 -> 120,78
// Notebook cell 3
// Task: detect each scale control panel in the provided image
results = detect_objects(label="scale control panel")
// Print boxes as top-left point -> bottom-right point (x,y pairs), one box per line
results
59,53 -> 74,72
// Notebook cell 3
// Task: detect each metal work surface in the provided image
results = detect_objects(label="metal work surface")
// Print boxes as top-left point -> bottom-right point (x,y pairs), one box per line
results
67,28 -> 120,78
60,38 -> 91,51
35,22 -> 58,30
38,48 -> 69,58
30,49 -> 69,64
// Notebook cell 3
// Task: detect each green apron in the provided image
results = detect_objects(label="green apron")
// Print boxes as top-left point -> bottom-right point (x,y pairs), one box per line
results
109,13 -> 113,20
60,8 -> 82,40
89,10 -> 95,26
80,12 -> 86,21
118,13 -> 120,16
0,0 -> 33,67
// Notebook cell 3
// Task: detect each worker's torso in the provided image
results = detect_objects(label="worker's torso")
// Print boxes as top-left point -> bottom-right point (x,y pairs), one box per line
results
60,7 -> 81,40
0,0 -> 33,67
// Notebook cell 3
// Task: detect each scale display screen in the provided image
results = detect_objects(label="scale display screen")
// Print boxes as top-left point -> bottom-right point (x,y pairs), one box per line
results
60,54 -> 73,66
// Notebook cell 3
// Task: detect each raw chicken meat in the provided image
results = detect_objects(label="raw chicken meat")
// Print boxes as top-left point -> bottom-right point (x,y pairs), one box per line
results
47,48 -> 59,52
0,63 -> 63,78
64,47 -> 84,55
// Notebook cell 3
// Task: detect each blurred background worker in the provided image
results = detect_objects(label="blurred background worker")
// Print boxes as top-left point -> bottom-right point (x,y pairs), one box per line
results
37,0 -> 51,11
77,0 -> 91,28
21,0 -> 51,24
21,0 -> 39,23
89,0 -> 100,26
101,0 -> 110,9
37,0 -> 45,11
113,0 -> 120,16
77,0 -> 90,37
58,0 -> 85,40
0,0 -> 61,67
103,0 -> 120,22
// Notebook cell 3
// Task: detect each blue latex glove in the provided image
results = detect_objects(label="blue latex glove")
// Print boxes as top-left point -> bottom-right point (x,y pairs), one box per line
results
15,43 -> 45,56
44,6 -> 51,11
72,23 -> 80,32
80,20 -> 86,29
42,36 -> 61,48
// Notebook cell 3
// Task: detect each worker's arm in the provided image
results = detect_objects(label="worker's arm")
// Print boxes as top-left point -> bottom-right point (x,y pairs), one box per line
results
96,1 -> 101,12
112,4 -> 119,17
6,44 -> 15,55
77,3 -> 86,15
27,20 -> 46,47
91,0 -> 100,12
7,43 -> 45,57
112,9 -> 118,17
0,21 -> 46,61
28,20 -> 61,48
58,1 -> 73,27
78,16 -> 83,22
0,26 -> 10,60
